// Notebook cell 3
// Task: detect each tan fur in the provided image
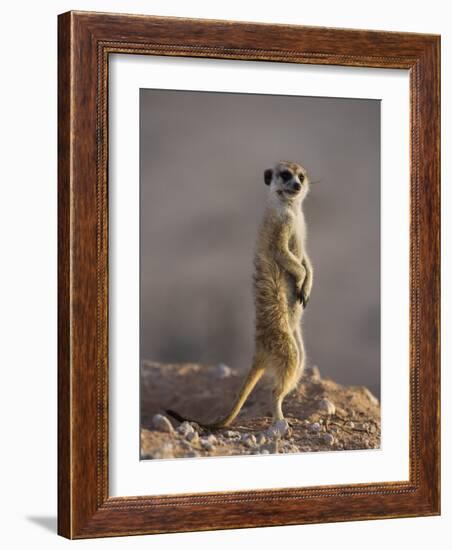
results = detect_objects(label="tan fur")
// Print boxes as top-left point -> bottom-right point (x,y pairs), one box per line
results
167,161 -> 313,429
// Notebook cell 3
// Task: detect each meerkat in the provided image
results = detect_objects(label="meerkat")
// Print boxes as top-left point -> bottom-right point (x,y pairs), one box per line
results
167,160 -> 313,429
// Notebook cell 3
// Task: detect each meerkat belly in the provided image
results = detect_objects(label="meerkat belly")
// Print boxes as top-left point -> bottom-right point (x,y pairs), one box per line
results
253,253 -> 298,333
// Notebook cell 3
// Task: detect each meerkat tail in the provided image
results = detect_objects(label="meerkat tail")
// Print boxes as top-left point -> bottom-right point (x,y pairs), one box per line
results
165,363 -> 265,429
207,364 -> 265,428
165,409 -> 189,423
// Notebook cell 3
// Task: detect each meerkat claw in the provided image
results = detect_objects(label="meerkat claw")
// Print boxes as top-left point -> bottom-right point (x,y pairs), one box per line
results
300,291 -> 309,308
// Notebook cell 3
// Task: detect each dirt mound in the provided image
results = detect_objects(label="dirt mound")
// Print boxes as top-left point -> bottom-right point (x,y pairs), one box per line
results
140,361 -> 380,459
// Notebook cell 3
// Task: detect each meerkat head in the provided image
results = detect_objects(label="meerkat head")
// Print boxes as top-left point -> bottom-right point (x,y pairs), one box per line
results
264,161 -> 309,204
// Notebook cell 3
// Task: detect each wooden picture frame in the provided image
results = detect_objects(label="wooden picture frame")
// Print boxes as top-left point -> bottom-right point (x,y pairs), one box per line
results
58,10 -> 440,539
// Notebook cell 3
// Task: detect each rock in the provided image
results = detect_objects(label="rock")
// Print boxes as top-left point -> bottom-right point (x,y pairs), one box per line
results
224,430 -> 240,439
266,419 -> 290,438
152,414 -> 173,433
363,388 -> 379,406
318,398 -> 336,415
304,365 -> 321,381
256,433 -> 267,445
215,363 -> 232,378
322,433 -> 335,446
177,421 -> 195,437
308,422 -> 321,433
200,436 -> 216,451
186,431 -> 199,444
242,434 -> 257,448
260,449 -> 270,455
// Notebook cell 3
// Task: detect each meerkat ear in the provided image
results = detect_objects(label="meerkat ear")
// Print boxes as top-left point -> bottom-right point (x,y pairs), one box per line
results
264,169 -> 273,186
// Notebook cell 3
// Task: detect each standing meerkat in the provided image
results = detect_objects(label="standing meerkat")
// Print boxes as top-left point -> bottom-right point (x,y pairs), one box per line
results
168,160 -> 313,428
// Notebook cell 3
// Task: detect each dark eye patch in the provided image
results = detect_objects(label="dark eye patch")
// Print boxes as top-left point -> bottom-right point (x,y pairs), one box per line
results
298,173 -> 305,182
280,170 -> 292,182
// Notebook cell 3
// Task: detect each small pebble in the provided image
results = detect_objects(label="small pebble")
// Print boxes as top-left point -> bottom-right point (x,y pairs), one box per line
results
318,399 -> 336,415
224,430 -> 240,439
177,421 -> 194,437
215,363 -> 232,378
322,433 -> 335,446
242,434 -> 257,448
256,433 -> 267,445
309,422 -> 321,433
260,449 -> 270,455
152,414 -> 173,433
186,431 -> 199,444
200,437 -> 215,451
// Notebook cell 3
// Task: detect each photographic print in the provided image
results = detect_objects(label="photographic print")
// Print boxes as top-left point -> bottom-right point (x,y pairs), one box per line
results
140,89 -> 381,460
58,12 -> 440,537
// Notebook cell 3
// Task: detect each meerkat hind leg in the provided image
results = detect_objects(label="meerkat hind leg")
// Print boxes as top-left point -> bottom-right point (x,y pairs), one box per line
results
270,338 -> 301,423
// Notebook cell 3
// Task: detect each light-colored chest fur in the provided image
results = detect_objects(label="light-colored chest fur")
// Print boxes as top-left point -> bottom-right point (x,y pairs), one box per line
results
289,209 -> 306,259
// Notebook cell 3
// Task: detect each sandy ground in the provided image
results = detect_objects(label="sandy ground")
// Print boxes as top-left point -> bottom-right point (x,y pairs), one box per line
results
140,361 -> 380,460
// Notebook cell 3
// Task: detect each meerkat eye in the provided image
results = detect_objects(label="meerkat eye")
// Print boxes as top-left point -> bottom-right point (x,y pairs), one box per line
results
298,173 -> 305,183
280,170 -> 292,182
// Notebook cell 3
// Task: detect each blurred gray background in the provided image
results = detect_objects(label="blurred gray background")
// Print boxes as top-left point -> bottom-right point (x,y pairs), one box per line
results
140,89 -> 380,397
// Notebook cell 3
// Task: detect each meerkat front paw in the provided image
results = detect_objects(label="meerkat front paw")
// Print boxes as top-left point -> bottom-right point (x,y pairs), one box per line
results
300,276 -> 312,308
299,288 -> 309,308
296,278 -> 309,308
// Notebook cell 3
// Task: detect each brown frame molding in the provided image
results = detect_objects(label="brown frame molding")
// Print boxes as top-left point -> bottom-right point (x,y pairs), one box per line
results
58,11 -> 440,539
